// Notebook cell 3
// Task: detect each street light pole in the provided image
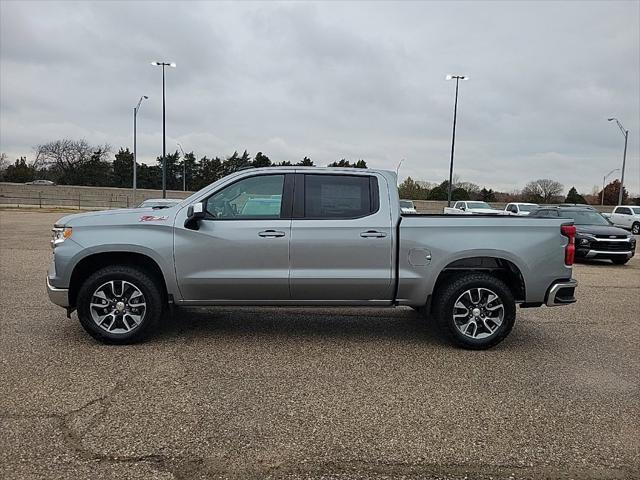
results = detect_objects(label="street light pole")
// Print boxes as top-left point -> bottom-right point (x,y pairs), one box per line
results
607,118 -> 629,205
601,168 -> 620,206
446,75 -> 468,207
151,61 -> 176,198
133,95 -> 148,205
177,142 -> 186,191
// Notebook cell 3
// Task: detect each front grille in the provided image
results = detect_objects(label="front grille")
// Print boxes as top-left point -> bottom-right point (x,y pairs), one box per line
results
592,240 -> 633,251
594,235 -> 627,239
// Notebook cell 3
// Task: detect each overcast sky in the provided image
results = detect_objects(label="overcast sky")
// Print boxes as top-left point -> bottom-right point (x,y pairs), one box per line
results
1,0 -> 639,194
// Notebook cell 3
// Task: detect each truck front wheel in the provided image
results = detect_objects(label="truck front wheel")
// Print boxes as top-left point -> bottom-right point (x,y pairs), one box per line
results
76,265 -> 163,344
434,273 -> 516,350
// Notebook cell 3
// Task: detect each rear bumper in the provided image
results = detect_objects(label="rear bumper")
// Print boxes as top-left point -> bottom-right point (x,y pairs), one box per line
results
545,279 -> 578,307
46,276 -> 69,307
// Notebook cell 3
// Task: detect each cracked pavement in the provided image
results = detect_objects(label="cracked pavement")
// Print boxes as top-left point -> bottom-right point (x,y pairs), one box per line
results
0,209 -> 638,479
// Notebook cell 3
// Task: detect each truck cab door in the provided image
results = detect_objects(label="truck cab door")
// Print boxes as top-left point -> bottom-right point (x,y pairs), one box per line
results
289,173 -> 393,301
174,173 -> 293,301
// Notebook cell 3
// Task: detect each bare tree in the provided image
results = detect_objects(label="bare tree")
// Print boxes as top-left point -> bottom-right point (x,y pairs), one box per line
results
0,152 -> 8,173
522,178 -> 564,203
33,139 -> 111,183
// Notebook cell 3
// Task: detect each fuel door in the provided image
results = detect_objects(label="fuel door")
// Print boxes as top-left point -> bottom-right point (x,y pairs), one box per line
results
409,248 -> 432,267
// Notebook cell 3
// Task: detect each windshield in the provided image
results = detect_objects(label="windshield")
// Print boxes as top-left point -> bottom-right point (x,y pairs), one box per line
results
400,201 -> 414,208
633,208 -> 640,215
518,204 -> 538,212
467,202 -> 491,209
560,210 -> 610,226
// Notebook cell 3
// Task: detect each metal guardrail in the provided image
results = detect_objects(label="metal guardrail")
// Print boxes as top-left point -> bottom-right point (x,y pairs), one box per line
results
0,193 -> 132,209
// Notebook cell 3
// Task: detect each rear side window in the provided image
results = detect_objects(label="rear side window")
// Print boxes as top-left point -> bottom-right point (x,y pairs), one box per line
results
304,174 -> 378,219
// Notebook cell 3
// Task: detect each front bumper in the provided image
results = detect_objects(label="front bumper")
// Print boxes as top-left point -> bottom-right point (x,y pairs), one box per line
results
46,276 -> 69,307
582,249 -> 634,259
545,279 -> 578,307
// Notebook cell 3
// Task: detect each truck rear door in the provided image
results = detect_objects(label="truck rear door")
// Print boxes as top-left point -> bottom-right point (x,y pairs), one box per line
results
289,172 -> 393,301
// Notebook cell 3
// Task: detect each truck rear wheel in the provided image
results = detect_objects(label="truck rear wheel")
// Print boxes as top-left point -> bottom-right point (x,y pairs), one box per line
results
76,265 -> 163,344
433,273 -> 515,350
631,222 -> 639,235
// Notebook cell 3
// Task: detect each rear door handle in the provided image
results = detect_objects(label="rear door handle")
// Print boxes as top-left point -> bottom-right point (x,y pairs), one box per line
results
258,230 -> 286,238
360,230 -> 387,238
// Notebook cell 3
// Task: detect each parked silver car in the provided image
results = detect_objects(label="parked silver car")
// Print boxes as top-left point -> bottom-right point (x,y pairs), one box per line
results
47,167 -> 577,349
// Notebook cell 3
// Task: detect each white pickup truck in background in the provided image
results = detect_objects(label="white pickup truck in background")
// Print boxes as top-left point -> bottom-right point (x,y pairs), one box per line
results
504,202 -> 539,216
603,205 -> 640,235
444,200 -> 506,215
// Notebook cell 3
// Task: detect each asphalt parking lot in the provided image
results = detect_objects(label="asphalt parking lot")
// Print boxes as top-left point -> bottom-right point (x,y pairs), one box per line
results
1,209 -> 638,480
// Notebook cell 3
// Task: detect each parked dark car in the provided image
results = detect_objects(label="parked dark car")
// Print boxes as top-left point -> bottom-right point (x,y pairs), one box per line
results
530,206 -> 636,264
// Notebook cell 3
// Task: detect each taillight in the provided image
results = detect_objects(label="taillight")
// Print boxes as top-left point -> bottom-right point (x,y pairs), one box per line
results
561,224 -> 576,266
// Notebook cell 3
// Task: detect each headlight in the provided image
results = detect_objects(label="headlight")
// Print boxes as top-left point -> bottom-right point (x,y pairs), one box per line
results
51,226 -> 72,248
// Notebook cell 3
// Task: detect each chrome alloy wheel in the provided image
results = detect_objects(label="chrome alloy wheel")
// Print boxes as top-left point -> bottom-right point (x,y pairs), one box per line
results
452,288 -> 504,339
89,280 -> 146,334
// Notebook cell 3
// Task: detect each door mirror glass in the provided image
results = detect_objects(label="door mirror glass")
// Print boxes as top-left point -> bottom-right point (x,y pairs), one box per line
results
185,202 -> 206,230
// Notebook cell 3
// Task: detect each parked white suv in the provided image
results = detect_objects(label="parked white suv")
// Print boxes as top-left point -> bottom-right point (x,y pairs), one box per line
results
604,206 -> 640,235
504,203 -> 539,216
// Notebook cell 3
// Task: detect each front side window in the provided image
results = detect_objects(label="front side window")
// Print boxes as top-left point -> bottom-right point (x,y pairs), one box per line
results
304,174 -> 375,219
206,175 -> 284,219
617,207 -> 631,215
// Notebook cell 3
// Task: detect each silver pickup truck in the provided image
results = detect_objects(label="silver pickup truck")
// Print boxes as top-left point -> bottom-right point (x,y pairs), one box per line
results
47,167 -> 577,349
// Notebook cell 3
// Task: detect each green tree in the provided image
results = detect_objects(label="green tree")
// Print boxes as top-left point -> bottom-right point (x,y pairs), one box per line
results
297,157 -> 314,166
354,159 -> 367,168
451,187 -> 469,201
222,150 -> 252,177
479,187 -> 496,202
112,148 -> 133,188
252,152 -> 272,168
136,163 -> 161,189
156,151 -> 182,190
428,185 -> 448,200
3,157 -> 36,183
398,177 -> 428,200
565,186 -> 586,204
191,156 -> 222,190
181,152 -> 198,191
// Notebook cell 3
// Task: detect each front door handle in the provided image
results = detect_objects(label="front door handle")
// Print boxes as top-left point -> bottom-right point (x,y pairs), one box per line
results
258,230 -> 286,238
360,230 -> 387,238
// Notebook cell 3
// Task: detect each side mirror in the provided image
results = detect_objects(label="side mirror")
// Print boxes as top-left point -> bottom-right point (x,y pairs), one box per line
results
184,202 -> 206,230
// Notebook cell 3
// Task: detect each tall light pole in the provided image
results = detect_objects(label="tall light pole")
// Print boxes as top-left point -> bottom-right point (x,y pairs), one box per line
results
133,95 -> 148,204
601,168 -> 620,206
607,117 -> 629,205
151,61 -> 176,198
446,75 -> 468,206
177,142 -> 187,191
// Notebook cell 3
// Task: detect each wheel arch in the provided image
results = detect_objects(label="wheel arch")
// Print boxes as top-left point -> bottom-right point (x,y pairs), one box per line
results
68,251 -> 169,308
430,255 -> 526,307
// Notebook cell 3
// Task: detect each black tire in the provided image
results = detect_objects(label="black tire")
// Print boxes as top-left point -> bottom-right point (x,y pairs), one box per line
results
76,265 -> 163,344
433,273 -> 516,350
611,257 -> 629,265
632,222 -> 639,235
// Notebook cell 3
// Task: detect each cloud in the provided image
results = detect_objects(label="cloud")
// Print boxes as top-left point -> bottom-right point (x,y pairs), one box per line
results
1,0 -> 638,194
